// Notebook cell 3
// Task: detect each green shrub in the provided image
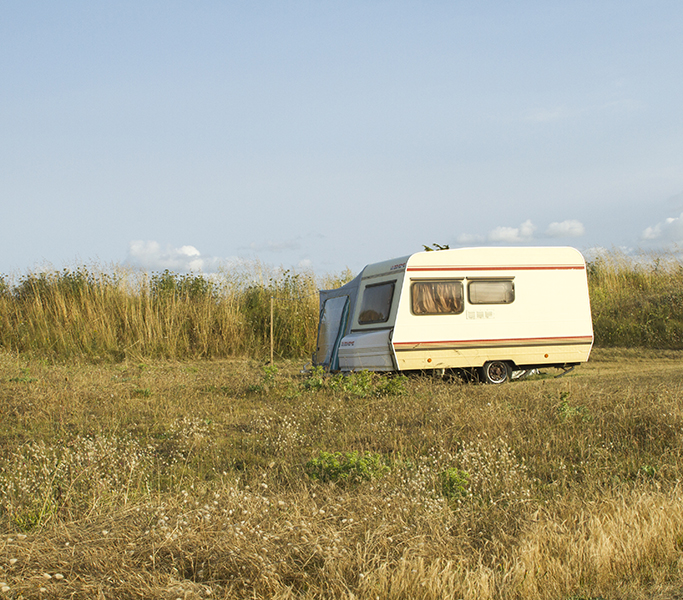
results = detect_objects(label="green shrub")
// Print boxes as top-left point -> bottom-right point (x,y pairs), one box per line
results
304,451 -> 390,484
439,467 -> 470,500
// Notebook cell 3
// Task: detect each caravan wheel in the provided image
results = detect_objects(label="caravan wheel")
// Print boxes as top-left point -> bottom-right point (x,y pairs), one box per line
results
480,361 -> 512,384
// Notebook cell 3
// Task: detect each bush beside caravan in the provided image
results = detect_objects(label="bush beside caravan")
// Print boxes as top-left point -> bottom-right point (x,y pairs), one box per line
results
314,247 -> 594,383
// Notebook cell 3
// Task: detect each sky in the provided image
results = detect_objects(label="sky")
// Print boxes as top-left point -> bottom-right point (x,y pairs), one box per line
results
2,1 -> 683,277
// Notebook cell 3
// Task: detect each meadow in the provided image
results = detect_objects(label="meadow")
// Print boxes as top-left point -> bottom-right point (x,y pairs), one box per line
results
1,251 -> 683,599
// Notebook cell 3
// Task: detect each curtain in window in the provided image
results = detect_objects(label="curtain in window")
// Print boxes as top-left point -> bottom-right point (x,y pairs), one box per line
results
412,281 -> 463,314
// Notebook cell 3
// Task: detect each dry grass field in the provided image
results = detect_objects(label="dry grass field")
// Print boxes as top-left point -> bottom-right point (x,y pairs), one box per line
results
2,348 -> 683,599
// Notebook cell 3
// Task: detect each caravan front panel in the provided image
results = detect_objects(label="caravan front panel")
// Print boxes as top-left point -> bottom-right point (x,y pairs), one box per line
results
337,330 -> 396,371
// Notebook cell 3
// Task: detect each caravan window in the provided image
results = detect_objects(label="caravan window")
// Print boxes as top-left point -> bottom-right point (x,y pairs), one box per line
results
468,280 -> 515,304
411,280 -> 464,315
358,282 -> 395,324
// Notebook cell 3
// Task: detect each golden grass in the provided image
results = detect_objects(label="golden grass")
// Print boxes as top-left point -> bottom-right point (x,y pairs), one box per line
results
0,264 -> 348,362
589,250 -> 683,348
2,349 -> 683,598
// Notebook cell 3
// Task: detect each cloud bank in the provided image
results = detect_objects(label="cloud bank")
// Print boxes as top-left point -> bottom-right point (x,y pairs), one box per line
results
488,220 -> 536,243
127,241 -> 224,273
127,240 -> 316,273
545,220 -> 585,238
641,213 -> 683,245
456,219 -> 585,246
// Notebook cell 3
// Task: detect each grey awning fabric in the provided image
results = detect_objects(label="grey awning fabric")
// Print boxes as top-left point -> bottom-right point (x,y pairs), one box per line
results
314,273 -> 362,369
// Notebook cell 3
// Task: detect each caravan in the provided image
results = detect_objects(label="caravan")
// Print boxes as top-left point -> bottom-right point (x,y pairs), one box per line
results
314,247 -> 593,383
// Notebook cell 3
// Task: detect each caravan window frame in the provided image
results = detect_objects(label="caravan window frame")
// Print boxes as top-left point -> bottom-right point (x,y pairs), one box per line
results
357,281 -> 396,325
410,279 -> 465,315
467,278 -> 515,305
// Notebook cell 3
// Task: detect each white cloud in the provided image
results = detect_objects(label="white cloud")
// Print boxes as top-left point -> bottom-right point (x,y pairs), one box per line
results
641,223 -> 663,241
488,220 -> 536,243
641,213 -> 683,244
127,241 -> 223,273
545,220 -> 585,238
458,218 -> 586,247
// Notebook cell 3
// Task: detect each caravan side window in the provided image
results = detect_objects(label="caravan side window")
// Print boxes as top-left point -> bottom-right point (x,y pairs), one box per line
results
468,280 -> 515,304
411,280 -> 464,315
358,282 -> 395,324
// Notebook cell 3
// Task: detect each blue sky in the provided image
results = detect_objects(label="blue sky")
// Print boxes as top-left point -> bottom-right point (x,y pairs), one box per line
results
2,1 -> 683,276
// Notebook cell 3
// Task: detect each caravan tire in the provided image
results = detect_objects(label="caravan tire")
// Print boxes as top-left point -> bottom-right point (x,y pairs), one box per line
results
480,361 -> 512,384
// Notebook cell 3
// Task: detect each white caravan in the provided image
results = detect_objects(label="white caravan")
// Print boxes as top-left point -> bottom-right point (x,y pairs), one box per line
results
314,247 -> 593,383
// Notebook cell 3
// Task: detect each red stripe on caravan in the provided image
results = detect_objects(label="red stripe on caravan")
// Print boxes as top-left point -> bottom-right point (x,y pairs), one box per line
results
406,265 -> 585,272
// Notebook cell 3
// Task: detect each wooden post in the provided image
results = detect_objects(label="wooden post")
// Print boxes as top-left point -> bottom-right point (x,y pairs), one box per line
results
270,296 -> 274,365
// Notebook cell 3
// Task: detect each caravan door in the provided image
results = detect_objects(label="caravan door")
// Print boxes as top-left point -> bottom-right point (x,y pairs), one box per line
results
315,296 -> 350,371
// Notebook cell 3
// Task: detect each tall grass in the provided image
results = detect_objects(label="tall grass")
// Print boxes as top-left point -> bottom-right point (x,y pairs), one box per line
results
0,264 -> 352,362
588,250 -> 683,348
1,249 -> 683,362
